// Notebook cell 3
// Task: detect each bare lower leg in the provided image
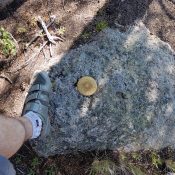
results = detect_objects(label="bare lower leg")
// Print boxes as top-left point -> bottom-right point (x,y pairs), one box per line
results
0,114 -> 32,158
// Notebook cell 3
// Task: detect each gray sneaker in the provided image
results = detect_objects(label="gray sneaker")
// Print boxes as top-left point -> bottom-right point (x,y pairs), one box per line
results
22,71 -> 52,137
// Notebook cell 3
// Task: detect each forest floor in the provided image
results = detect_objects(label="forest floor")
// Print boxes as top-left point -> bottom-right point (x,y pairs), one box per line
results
0,0 -> 175,174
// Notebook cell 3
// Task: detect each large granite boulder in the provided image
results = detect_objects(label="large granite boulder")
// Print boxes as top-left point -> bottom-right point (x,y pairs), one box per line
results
31,22 -> 175,157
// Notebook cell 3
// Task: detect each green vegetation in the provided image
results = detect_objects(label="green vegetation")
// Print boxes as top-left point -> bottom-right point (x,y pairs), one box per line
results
165,159 -> 175,172
17,26 -> 28,34
14,155 -> 22,164
0,28 -> 17,56
128,164 -> 147,175
44,166 -> 57,175
151,151 -> 163,168
82,32 -> 91,39
89,159 -> 117,175
96,20 -> 108,32
28,169 -> 36,175
57,26 -> 66,35
31,157 -> 40,169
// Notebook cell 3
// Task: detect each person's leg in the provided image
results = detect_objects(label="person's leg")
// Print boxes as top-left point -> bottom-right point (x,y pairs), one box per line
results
0,71 -> 51,159
0,155 -> 16,175
0,114 -> 32,158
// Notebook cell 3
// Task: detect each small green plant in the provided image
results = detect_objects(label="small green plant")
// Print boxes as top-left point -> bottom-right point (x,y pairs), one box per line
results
31,157 -> 40,169
14,155 -> 22,164
150,152 -> 163,168
17,27 -> 27,34
28,169 -> 36,175
30,17 -> 37,28
119,151 -> 127,162
89,159 -> 117,175
96,20 -> 108,32
0,28 -> 17,56
82,32 -> 91,39
57,26 -> 66,35
131,152 -> 141,161
45,166 -> 56,175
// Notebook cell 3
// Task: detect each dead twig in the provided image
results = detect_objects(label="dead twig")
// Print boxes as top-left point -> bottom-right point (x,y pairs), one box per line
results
17,168 -> 25,174
62,0 -> 65,10
49,43 -> 53,57
0,74 -> 13,84
25,15 -> 56,49
44,33 -> 65,42
38,16 -> 62,44
12,15 -> 63,72
38,16 -> 57,44
42,46 -> 48,61
12,41 -> 48,72
9,33 -> 19,51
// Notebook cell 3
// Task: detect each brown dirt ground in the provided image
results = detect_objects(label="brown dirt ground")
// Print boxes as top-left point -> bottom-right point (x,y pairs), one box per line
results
0,0 -> 175,174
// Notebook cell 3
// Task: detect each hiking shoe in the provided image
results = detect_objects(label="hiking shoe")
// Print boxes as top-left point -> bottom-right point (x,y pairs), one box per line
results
22,71 -> 52,137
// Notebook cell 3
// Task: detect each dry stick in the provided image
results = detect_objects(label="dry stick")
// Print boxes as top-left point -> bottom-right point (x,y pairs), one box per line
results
38,16 -> 57,45
0,74 -> 13,84
12,41 -> 48,72
61,0 -> 65,9
42,46 -> 48,61
42,33 -> 65,42
38,16 -> 63,43
25,15 -> 56,49
49,43 -> 53,57
9,33 -> 19,51
17,168 -> 25,174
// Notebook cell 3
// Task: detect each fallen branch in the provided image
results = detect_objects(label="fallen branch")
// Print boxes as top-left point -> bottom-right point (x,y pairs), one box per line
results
25,15 -> 56,49
0,73 -> 13,84
12,41 -> 48,72
38,16 -> 57,45
12,15 -> 63,72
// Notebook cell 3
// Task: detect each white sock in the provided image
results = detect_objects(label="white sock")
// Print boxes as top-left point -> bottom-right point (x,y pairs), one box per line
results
24,111 -> 42,139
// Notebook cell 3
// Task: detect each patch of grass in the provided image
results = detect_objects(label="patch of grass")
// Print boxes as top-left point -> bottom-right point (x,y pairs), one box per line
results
165,159 -> 175,172
89,159 -> 117,175
96,20 -> 108,32
28,169 -> 36,175
14,155 -> 22,164
128,164 -> 147,175
131,152 -> 142,161
0,28 -> 17,57
150,151 -> 163,169
117,151 -> 160,175
31,157 -> 40,169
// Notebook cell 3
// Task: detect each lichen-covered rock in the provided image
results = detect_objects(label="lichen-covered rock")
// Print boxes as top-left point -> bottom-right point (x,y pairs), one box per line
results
31,22 -> 175,157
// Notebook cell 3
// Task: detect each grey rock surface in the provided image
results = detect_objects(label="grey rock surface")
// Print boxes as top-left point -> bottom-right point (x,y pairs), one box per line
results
0,0 -> 14,10
31,22 -> 175,157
